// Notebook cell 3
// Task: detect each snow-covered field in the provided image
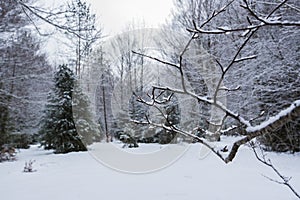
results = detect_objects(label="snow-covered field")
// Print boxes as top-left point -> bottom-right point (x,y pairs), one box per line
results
1,142 -> 299,200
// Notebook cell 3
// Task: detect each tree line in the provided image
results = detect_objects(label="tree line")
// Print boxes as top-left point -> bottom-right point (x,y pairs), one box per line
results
0,0 -> 299,157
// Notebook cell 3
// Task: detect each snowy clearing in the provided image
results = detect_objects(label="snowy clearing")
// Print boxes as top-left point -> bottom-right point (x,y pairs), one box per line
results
1,143 -> 300,200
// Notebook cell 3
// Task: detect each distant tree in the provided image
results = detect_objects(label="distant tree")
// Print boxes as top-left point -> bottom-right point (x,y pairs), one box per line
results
128,91 -> 148,123
96,67 -> 114,142
0,0 -> 27,33
15,0 -> 102,75
64,0 -> 102,76
0,0 -> 52,136
0,83 -> 12,147
107,26 -> 157,142
3,31 -> 52,133
126,90 -> 149,141
73,79 -> 101,145
84,46 -> 115,142
0,0 -> 27,141
256,62 -> 300,152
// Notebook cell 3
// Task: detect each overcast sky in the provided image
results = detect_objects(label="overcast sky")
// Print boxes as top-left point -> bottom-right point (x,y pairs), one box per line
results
86,0 -> 174,34
41,0 -> 174,35
41,0 -> 174,64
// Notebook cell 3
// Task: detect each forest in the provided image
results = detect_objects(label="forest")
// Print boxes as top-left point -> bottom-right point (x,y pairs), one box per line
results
0,0 -> 299,199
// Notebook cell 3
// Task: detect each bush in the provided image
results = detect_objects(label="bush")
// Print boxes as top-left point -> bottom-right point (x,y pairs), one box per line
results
117,132 -> 139,148
0,144 -> 16,162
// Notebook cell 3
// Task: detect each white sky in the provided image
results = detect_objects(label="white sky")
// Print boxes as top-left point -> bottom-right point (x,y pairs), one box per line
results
87,0 -> 174,35
41,0 -> 174,35
40,0 -> 174,64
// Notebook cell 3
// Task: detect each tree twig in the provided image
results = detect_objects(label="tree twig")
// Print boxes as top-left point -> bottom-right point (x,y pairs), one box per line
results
251,143 -> 300,199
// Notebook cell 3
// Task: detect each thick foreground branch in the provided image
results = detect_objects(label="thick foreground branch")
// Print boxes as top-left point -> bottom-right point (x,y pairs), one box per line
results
225,100 -> 300,163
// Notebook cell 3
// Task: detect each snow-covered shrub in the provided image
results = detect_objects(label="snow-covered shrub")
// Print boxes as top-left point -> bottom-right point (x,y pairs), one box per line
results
23,160 -> 36,173
0,145 -> 16,162
118,132 -> 139,148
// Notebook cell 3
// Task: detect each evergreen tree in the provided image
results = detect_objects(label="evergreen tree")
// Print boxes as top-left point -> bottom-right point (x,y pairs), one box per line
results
0,83 -> 12,147
39,65 -> 91,153
128,90 -> 149,123
1,0 -> 52,136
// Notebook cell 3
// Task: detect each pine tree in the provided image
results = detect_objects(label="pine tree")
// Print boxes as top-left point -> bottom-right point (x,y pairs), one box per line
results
0,83 -> 12,147
1,0 -> 52,136
39,65 -> 88,153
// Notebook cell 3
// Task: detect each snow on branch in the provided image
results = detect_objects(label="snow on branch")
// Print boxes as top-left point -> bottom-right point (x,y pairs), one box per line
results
234,55 -> 257,63
241,0 -> 300,27
226,100 -> 300,163
131,51 -> 179,69
131,49 -> 252,128
133,33 -> 300,166
247,100 -> 300,133
219,86 -> 241,92
132,0 -> 300,166
187,0 -> 299,35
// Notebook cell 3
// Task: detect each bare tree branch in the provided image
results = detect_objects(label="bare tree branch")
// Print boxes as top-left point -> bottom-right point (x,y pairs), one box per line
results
17,0 -> 102,41
266,0 -> 289,19
198,0 -> 235,29
241,0 -> 300,26
213,29 -> 258,104
186,0 -> 299,36
226,101 -> 300,163
251,143 -> 300,199
132,51 -> 179,69
132,0 -> 300,168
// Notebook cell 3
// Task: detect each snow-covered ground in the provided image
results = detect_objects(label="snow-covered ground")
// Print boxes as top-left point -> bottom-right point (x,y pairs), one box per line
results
1,142 -> 299,200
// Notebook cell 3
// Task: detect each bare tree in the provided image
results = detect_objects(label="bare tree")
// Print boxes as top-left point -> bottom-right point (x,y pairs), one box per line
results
16,0 -> 102,74
97,63 -> 114,142
64,0 -> 102,76
132,0 -> 299,197
134,0 -> 300,160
